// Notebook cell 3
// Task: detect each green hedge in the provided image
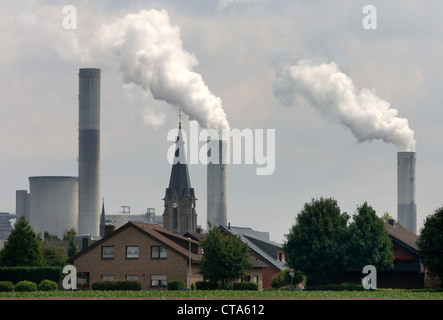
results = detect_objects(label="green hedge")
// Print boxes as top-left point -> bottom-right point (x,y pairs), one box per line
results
168,279 -> 186,290
233,282 -> 258,291
91,280 -> 142,291
305,282 -> 365,291
195,281 -> 219,290
0,267 -> 62,284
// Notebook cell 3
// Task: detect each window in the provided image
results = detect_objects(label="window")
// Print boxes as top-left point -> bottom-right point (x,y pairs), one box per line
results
151,246 -> 167,259
151,275 -> 167,287
126,275 -> 139,281
101,246 -> 114,259
126,246 -> 139,259
101,274 -> 114,281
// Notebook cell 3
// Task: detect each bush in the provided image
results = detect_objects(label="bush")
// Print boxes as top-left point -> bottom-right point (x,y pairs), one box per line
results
38,279 -> 58,291
168,279 -> 186,290
15,280 -> 37,292
91,280 -> 142,291
271,268 -> 304,289
233,282 -> 258,291
0,281 -> 14,292
195,281 -> 219,290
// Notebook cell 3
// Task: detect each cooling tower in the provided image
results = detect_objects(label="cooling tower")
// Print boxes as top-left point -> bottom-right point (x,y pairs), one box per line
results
207,139 -> 227,228
29,176 -> 78,239
78,68 -> 101,237
397,152 -> 417,234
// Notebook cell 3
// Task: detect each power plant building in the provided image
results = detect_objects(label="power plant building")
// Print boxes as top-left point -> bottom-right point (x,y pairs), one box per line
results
28,176 -> 78,239
16,190 -> 30,220
397,152 -> 417,234
78,68 -> 101,237
207,139 -> 228,228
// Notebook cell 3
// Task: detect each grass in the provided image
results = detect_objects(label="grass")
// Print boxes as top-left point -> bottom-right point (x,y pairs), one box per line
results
1,289 -> 443,300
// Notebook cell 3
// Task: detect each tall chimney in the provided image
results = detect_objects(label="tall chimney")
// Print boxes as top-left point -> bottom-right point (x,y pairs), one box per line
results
207,139 -> 227,228
397,152 -> 417,234
78,68 -> 101,237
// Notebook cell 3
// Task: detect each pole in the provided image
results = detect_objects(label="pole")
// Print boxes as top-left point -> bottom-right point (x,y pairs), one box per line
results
187,237 -> 192,289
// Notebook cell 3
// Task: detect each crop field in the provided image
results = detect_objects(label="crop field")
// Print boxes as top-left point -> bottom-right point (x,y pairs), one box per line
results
1,289 -> 443,300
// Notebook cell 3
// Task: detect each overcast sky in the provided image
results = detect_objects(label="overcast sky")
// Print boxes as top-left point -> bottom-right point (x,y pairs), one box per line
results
1,0 -> 442,243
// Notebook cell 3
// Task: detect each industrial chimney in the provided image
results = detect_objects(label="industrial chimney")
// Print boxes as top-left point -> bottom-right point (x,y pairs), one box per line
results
397,152 -> 417,234
78,68 -> 101,237
207,139 -> 227,228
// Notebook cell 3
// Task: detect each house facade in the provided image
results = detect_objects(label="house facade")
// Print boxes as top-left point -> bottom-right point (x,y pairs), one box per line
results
68,222 -> 202,289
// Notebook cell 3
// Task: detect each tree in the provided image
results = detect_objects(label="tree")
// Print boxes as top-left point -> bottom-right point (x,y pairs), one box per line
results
0,216 -> 43,266
283,197 -> 349,287
346,202 -> 393,271
199,224 -> 252,285
417,206 -> 443,285
63,228 -> 77,241
68,238 -> 79,258
41,243 -> 68,267
381,212 -> 402,226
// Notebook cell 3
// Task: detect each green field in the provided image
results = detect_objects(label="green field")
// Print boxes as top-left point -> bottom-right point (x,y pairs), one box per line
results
1,289 -> 443,300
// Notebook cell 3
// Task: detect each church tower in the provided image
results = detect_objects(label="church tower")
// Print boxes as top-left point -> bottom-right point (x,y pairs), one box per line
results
162,116 -> 197,234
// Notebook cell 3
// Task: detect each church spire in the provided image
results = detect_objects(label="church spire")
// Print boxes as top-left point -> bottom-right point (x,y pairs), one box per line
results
163,114 -> 197,234
99,198 -> 106,238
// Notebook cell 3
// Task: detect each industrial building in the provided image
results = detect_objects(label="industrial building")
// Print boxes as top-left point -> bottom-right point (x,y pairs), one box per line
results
28,176 -> 78,239
15,190 -> 30,221
104,208 -> 162,231
78,68 -> 101,238
207,139 -> 228,228
397,152 -> 417,234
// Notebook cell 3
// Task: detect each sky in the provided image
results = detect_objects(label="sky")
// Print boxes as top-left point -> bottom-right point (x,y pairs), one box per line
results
1,0 -> 442,244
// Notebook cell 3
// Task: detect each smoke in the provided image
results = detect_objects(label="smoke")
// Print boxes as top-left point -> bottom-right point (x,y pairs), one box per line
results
57,9 -> 229,132
274,59 -> 416,151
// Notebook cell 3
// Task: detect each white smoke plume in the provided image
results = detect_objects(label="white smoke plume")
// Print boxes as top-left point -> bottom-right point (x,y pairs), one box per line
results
275,59 -> 416,151
58,9 -> 229,132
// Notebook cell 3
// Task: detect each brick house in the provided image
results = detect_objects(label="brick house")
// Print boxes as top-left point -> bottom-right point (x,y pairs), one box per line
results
68,222 -> 202,289
219,226 -> 286,289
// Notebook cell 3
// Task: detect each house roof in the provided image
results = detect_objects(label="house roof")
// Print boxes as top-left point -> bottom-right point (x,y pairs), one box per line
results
221,226 -> 286,271
68,222 -> 201,263
384,222 -> 419,255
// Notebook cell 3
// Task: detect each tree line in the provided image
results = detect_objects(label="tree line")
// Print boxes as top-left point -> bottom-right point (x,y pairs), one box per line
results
1,198 -> 442,289
283,197 -> 443,288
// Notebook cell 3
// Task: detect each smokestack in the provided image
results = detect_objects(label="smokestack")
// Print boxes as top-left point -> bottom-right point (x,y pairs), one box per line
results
78,68 -> 101,237
397,152 -> 417,234
207,139 -> 227,228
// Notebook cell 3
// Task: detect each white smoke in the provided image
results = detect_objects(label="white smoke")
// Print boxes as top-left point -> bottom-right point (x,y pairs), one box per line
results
57,9 -> 229,132
275,59 -> 416,151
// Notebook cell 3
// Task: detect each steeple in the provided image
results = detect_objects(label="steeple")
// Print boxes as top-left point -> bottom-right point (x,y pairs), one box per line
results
167,111 -> 192,199
163,115 -> 197,234
99,198 -> 106,238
